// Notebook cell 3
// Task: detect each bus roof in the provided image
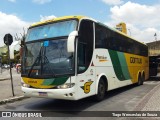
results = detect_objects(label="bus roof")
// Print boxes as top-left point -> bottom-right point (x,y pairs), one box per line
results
30,15 -> 85,27
30,15 -> 146,46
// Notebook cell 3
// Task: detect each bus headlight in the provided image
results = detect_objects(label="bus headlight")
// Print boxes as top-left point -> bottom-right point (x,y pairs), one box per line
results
21,82 -> 30,88
57,83 -> 75,89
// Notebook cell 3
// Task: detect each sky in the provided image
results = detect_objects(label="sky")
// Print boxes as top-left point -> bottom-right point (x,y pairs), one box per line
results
0,0 -> 160,47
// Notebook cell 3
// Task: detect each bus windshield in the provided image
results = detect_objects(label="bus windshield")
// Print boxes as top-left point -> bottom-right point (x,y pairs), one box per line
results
22,19 -> 78,78
22,39 -> 74,78
26,20 -> 77,41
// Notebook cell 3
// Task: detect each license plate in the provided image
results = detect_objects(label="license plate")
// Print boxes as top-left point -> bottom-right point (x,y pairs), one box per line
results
39,92 -> 48,97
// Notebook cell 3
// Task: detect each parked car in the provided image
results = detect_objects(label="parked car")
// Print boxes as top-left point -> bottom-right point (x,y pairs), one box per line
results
16,64 -> 21,73
2,64 -> 10,69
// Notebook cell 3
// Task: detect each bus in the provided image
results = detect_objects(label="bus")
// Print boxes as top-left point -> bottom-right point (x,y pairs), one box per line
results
21,16 -> 149,101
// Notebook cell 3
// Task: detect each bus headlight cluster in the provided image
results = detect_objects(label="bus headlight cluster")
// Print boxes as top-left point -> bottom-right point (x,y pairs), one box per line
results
57,83 -> 75,89
21,82 -> 30,88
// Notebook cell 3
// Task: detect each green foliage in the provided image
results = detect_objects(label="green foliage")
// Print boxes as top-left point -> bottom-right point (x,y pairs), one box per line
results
1,50 -> 20,64
14,50 -> 19,54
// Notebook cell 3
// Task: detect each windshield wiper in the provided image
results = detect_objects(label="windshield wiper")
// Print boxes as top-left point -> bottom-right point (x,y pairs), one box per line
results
27,46 -> 56,78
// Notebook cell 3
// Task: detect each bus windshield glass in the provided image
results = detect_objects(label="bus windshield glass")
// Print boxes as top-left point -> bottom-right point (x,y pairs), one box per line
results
26,20 -> 77,41
22,39 -> 74,77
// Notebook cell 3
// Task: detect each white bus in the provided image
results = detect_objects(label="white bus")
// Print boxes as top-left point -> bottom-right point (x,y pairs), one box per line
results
21,16 -> 149,101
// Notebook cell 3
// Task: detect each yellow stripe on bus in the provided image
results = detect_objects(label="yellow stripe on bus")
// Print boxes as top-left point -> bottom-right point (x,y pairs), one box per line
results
22,77 -> 55,89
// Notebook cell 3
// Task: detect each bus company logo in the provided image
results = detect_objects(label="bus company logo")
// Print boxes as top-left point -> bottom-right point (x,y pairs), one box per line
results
130,57 -> 142,64
96,55 -> 108,62
81,81 -> 93,94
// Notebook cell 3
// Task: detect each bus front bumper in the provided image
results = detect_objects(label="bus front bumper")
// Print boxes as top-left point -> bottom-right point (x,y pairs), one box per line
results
22,87 -> 77,100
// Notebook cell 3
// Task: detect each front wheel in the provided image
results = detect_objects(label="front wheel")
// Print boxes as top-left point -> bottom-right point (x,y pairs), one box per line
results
94,79 -> 106,101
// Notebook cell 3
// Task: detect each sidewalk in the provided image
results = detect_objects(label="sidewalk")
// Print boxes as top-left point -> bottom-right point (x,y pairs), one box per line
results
133,73 -> 160,112
133,85 -> 160,112
0,68 -> 25,104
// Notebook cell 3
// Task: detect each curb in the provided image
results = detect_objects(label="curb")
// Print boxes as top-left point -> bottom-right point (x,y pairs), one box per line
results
0,78 -> 10,81
133,81 -> 160,111
0,95 -> 29,105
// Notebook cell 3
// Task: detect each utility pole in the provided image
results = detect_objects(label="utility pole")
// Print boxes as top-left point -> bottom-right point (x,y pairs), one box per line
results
0,57 -> 2,74
154,33 -> 158,56
154,33 -> 157,41
128,29 -> 131,36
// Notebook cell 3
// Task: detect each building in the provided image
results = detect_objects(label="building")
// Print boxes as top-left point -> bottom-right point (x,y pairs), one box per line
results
146,40 -> 160,56
116,22 -> 127,34
0,45 -> 7,56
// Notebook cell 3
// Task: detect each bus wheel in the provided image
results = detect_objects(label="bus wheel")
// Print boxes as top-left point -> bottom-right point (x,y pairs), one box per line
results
141,73 -> 145,85
137,73 -> 142,86
95,79 -> 106,101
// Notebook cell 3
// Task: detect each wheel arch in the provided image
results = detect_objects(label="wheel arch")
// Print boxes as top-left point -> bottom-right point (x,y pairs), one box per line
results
137,70 -> 141,83
95,74 -> 108,94
141,70 -> 145,78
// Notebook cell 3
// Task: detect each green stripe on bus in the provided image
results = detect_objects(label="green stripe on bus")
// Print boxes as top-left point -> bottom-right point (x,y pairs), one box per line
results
42,77 -> 69,85
117,52 -> 131,80
108,50 -> 126,80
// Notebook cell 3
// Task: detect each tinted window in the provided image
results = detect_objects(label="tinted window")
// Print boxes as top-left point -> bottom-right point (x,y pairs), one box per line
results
26,20 -> 77,41
95,23 -> 148,57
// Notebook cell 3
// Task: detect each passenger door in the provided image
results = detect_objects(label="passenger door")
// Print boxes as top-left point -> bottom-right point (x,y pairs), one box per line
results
76,20 -> 96,99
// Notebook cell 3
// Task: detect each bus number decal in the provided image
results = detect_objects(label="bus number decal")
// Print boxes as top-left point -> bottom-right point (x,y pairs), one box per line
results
81,81 -> 93,94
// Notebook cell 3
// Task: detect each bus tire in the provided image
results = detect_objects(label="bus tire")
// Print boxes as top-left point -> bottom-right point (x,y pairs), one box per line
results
141,73 -> 145,85
137,73 -> 142,86
94,78 -> 106,101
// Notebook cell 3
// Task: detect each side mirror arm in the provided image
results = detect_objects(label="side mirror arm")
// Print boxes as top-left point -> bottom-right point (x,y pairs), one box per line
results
67,31 -> 78,53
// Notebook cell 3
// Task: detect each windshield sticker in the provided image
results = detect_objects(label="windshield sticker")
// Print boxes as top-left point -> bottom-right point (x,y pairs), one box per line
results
44,41 -> 49,47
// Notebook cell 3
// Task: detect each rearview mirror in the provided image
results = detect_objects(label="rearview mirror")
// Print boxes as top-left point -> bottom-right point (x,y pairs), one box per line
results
67,31 -> 78,53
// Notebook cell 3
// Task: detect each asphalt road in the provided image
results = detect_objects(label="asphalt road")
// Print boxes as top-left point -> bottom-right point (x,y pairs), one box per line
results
0,79 -> 159,120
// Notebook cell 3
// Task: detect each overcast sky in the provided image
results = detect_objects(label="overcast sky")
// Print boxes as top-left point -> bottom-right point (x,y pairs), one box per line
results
0,0 -> 160,47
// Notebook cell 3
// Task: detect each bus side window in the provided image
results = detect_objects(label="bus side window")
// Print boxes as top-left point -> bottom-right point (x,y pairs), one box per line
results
95,23 -> 107,48
78,42 -> 86,72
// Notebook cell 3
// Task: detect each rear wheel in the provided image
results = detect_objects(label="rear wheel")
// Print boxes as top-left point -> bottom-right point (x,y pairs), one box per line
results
95,79 -> 106,101
137,73 -> 143,86
141,73 -> 145,85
